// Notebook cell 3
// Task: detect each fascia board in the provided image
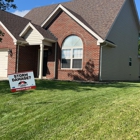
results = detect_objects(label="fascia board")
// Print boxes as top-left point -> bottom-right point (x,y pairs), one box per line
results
19,22 -> 44,40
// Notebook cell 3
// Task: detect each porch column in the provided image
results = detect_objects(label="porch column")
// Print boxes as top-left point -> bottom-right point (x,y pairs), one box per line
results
39,43 -> 44,79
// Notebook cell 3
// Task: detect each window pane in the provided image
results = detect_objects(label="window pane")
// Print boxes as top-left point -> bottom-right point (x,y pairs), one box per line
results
62,35 -> 83,48
62,59 -> 70,68
62,49 -> 71,58
72,59 -> 82,68
73,48 -> 83,58
72,36 -> 83,47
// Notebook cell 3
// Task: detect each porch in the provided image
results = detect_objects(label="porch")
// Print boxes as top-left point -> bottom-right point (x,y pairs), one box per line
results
17,42 -> 57,79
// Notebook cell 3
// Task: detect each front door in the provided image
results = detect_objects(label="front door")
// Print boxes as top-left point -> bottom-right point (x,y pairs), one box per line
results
43,50 -> 48,76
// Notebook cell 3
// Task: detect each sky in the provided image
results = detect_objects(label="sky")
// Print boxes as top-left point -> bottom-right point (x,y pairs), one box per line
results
8,0 -> 140,19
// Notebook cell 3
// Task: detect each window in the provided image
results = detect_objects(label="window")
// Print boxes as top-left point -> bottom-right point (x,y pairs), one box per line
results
61,35 -> 83,69
129,57 -> 132,66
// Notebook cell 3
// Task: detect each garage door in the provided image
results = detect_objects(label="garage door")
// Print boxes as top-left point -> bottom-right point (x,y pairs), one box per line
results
0,50 -> 8,77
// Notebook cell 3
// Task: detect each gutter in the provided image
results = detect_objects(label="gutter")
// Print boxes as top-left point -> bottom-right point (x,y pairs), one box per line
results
100,40 -> 117,48
43,38 -> 57,43
14,40 -> 28,46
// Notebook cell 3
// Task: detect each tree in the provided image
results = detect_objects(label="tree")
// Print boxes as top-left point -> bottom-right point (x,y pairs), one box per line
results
0,0 -> 16,42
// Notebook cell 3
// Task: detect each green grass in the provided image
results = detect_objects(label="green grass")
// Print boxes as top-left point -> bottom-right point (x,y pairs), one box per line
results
1,80 -> 140,140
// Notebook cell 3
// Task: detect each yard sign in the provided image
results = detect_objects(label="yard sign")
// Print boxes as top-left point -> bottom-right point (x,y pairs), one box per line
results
8,71 -> 36,92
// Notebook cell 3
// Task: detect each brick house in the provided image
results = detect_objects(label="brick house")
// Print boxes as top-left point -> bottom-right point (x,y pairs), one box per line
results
0,0 -> 140,81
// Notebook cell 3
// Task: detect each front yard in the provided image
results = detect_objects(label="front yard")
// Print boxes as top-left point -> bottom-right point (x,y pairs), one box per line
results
0,80 -> 140,140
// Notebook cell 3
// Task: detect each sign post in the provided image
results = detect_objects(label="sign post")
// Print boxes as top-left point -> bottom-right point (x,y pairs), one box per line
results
8,71 -> 36,92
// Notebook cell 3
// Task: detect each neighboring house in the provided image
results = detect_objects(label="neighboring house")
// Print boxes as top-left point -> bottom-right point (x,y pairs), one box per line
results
0,0 -> 140,81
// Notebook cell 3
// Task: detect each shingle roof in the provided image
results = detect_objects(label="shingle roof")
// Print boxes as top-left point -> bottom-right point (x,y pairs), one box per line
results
24,0 -> 126,39
0,10 -> 30,41
25,4 -> 59,26
32,23 -> 57,41
0,10 -> 57,41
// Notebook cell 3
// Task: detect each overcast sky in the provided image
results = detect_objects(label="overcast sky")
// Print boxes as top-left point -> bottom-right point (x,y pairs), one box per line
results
8,0 -> 140,19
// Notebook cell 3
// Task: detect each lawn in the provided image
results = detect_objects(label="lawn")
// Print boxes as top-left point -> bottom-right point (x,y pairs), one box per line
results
1,80 -> 140,140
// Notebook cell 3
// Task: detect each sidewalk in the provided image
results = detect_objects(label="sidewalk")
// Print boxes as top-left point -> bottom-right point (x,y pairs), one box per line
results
0,77 -> 8,81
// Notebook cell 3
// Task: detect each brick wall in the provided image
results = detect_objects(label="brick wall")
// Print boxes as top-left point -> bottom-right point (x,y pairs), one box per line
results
48,12 -> 100,81
0,25 -> 16,75
18,45 -> 39,77
46,45 -> 56,79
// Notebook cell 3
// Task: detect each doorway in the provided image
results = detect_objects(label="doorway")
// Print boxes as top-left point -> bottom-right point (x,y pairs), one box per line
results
43,50 -> 48,76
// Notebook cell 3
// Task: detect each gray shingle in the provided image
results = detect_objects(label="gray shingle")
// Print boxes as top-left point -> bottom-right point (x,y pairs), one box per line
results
0,10 -> 57,41
32,23 -> 57,41
0,10 -> 30,41
25,0 -> 126,39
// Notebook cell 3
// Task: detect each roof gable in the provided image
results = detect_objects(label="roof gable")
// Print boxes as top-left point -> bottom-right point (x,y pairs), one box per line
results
0,10 -> 57,43
25,0 -> 126,40
19,22 -> 57,44
20,22 -> 44,39
0,10 -> 30,41
41,4 -> 104,45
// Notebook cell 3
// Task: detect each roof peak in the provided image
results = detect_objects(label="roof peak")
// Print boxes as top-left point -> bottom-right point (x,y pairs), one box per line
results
25,0 -> 127,39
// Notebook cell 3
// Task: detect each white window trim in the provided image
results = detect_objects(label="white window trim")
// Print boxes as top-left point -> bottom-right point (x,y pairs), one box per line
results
61,46 -> 83,70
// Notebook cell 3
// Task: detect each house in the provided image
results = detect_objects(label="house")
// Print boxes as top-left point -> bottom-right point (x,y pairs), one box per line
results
0,0 -> 140,81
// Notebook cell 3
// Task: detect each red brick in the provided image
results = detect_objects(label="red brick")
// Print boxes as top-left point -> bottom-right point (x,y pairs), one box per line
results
0,25 -> 16,75
48,12 -> 100,81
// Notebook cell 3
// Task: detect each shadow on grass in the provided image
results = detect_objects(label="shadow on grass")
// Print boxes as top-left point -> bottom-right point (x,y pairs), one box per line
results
0,80 -> 140,95
0,80 -> 11,94
35,80 -> 140,91
0,80 -> 34,95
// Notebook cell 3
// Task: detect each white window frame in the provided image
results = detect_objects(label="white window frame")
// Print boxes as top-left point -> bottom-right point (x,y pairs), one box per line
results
61,36 -> 83,70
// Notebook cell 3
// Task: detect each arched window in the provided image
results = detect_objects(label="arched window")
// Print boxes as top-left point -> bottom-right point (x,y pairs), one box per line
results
61,35 -> 83,69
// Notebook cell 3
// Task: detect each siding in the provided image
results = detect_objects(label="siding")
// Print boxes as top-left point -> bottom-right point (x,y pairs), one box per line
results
101,0 -> 139,81
24,27 -> 43,45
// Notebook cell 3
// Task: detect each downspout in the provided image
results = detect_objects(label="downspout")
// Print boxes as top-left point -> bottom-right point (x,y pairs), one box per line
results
99,42 -> 108,81
54,42 -> 57,79
99,45 -> 103,81
16,44 -> 19,73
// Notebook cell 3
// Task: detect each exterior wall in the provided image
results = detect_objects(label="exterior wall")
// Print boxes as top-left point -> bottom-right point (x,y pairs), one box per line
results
0,25 -> 16,75
101,0 -> 139,81
48,12 -> 100,81
46,44 -> 56,79
24,28 -> 43,45
18,45 -> 39,77
23,28 -> 52,46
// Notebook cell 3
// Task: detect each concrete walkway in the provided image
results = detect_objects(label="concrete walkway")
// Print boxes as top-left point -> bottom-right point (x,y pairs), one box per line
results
0,77 -> 8,81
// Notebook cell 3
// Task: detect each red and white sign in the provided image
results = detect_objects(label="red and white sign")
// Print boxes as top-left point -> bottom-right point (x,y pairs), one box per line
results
8,71 -> 36,92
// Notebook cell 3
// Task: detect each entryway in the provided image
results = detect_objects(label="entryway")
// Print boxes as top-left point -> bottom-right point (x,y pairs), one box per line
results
43,50 -> 48,77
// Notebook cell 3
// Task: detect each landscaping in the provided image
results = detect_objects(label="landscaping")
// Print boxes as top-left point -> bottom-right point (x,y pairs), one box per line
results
1,80 -> 140,139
